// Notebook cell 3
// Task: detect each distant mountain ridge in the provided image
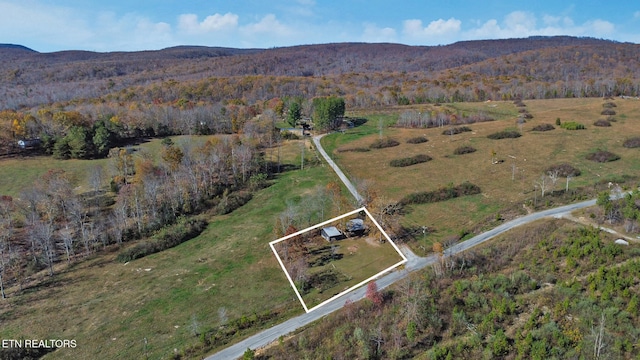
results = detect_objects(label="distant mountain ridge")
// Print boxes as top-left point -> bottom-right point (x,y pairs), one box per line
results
0,36 -> 619,66
0,43 -> 36,52
0,36 -> 638,109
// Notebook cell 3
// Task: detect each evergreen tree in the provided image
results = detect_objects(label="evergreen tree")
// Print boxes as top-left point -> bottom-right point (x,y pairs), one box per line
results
286,101 -> 301,127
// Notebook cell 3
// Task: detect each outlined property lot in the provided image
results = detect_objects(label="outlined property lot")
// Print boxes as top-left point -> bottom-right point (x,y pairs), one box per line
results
270,207 -> 407,313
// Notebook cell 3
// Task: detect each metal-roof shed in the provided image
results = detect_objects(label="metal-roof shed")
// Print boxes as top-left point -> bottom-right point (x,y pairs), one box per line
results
321,226 -> 343,241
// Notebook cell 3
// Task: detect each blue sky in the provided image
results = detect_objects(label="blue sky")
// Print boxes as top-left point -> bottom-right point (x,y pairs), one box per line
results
1,0 -> 639,52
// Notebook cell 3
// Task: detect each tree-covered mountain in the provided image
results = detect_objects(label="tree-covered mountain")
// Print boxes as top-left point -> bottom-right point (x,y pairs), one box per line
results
1,36 -> 637,110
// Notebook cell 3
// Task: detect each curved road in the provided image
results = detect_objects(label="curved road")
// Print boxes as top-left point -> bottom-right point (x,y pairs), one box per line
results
206,134 -> 602,360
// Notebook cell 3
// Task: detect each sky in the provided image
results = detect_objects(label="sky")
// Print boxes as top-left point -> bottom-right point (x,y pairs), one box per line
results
1,0 -> 639,53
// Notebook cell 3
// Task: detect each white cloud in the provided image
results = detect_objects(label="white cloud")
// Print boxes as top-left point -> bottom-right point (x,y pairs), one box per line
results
362,23 -> 397,43
463,11 -> 615,41
587,19 -> 615,35
402,18 -> 461,44
543,15 -> 574,28
503,11 -> 536,34
241,14 -> 292,38
404,18 -> 461,37
178,13 -> 238,34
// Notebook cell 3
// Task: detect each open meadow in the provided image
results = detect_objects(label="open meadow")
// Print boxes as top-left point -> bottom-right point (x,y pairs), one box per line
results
327,98 -> 640,251
0,137 -> 349,359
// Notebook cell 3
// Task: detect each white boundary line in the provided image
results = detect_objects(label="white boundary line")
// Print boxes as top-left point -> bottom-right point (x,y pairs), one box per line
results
269,206 -> 407,313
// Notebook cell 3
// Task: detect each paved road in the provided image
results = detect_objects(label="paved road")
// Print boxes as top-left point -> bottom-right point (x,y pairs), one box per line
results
205,134 -> 604,359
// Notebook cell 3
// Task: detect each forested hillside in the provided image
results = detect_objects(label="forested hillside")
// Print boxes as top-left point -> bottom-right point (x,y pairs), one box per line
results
261,220 -> 640,359
1,36 -> 638,110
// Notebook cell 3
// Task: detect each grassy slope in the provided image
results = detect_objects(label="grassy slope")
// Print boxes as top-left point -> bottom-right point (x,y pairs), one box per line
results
327,98 -> 640,249
0,139 -> 343,359
0,156 -> 110,197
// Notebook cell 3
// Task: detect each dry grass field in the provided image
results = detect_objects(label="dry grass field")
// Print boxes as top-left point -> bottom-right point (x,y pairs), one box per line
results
326,98 -> 640,250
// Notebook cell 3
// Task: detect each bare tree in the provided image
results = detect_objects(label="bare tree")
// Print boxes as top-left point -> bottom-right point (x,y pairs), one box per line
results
0,200 -> 13,298
534,174 -> 550,198
30,215 -> 56,276
547,169 -> 560,193
566,174 -> 573,192
592,312 -> 607,359
89,164 -> 104,194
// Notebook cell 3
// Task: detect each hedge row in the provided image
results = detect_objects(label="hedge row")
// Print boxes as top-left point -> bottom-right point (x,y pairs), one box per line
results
487,130 -> 521,139
215,191 -> 253,215
442,126 -> 472,136
453,146 -> 477,155
398,181 -> 481,206
406,136 -> 428,144
546,163 -> 581,177
560,121 -> 586,130
593,119 -> 611,127
531,123 -> 555,132
623,137 -> 640,148
586,150 -> 620,163
369,138 -> 400,149
389,154 -> 432,167
117,216 -> 208,262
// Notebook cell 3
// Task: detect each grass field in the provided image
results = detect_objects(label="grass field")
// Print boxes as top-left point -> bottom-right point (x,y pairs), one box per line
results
0,137 -> 349,359
326,98 -> 640,250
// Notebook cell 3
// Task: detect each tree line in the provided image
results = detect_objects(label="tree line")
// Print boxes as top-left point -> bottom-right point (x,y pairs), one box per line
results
0,127 -> 271,297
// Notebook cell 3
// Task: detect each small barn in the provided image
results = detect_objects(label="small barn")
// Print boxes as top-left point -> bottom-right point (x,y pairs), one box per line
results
321,226 -> 343,242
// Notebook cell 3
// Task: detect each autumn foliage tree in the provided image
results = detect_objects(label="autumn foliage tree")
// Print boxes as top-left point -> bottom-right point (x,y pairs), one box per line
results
366,280 -> 383,306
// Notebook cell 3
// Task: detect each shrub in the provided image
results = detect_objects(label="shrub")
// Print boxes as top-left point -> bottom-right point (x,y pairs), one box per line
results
601,108 -> 616,116
406,136 -> 428,144
398,182 -> 481,206
522,112 -> 533,119
442,126 -> 472,135
389,154 -> 432,167
280,131 -> 299,140
487,130 -> 521,139
117,216 -> 208,262
454,146 -> 477,155
369,137 -> 400,149
531,124 -> 555,131
593,119 -> 611,127
215,191 -> 253,215
546,163 -> 581,177
560,121 -> 585,130
623,137 -> 640,148
602,102 -> 617,108
586,150 -> 620,163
